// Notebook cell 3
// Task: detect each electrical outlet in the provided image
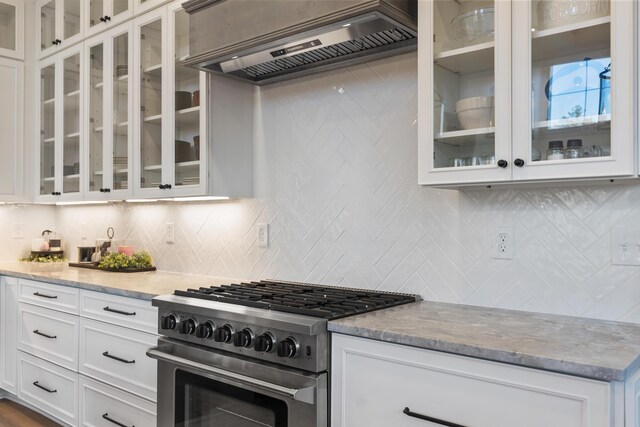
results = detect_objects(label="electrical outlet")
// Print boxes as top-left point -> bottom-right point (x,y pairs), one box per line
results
81,222 -> 87,240
166,223 -> 175,244
258,223 -> 269,248
611,229 -> 640,266
12,223 -> 22,239
493,226 -> 514,260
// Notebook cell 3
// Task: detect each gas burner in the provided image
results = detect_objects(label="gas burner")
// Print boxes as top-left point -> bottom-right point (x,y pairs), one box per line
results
173,280 -> 417,319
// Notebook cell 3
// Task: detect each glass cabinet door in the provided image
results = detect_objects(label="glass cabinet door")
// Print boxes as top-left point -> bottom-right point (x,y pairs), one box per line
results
112,29 -> 131,193
62,49 -> 81,196
421,0 -> 511,185
88,39 -> 105,194
172,4 -> 202,190
511,0 -> 635,180
0,0 -> 24,59
40,0 -> 56,53
63,0 -> 81,41
40,62 -> 57,196
137,12 -> 165,191
89,0 -> 105,32
88,0 -> 131,37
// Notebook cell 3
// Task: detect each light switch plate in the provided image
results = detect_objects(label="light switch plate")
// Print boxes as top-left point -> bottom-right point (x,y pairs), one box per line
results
611,229 -> 640,266
12,223 -> 22,239
258,223 -> 269,248
166,223 -> 175,244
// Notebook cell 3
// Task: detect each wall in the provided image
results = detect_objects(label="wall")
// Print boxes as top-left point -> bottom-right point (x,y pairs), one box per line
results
12,53 -> 640,323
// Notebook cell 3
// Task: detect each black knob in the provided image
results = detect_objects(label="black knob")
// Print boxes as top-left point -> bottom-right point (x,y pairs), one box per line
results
51,192 -> 56,196
254,333 -> 275,352
160,314 -> 177,330
55,39 -> 61,45
104,15 -> 111,21
99,188 -> 105,192
165,184 -> 172,189
158,184 -> 164,189
195,321 -> 214,339
277,337 -> 298,358
52,40 -> 57,45
99,16 -> 106,22
497,159 -> 508,168
105,188 -> 111,193
233,328 -> 254,348
213,324 -> 233,343
179,318 -> 196,335
514,158 -> 525,167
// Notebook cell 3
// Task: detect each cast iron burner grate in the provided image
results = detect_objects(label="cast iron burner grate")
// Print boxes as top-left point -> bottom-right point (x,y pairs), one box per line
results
174,280 -> 418,320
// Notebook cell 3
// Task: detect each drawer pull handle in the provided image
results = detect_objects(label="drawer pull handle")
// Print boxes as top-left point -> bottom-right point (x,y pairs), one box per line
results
102,413 -> 133,427
403,407 -> 466,427
103,351 -> 135,364
103,306 -> 136,316
33,292 -> 57,299
33,381 -> 57,394
33,330 -> 57,339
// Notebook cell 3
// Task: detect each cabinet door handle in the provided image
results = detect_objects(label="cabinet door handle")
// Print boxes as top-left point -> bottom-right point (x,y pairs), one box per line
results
104,15 -> 111,22
33,329 -> 57,339
33,291 -> 57,299
102,413 -> 132,427
514,158 -> 525,167
497,159 -> 508,168
103,306 -> 136,316
33,381 -> 57,393
102,351 -> 135,364
403,407 -> 466,427
99,16 -> 106,22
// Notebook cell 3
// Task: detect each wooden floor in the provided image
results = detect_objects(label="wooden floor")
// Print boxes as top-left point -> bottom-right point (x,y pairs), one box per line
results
0,399 -> 60,427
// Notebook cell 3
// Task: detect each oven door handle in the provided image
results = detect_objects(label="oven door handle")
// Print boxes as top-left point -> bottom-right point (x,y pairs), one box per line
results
146,347 -> 316,404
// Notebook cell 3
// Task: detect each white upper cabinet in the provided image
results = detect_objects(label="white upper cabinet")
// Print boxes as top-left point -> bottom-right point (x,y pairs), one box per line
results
84,21 -> 134,200
0,0 -> 24,60
85,0 -> 133,38
133,0 -> 170,16
0,58 -> 23,201
418,0 -> 637,187
37,0 -> 84,59
37,43 -> 84,202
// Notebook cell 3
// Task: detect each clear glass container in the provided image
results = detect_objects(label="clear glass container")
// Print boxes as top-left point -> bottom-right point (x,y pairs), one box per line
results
564,138 -> 583,159
546,140 -> 564,160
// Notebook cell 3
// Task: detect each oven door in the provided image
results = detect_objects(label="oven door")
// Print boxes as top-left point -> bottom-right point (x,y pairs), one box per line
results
147,338 -> 327,427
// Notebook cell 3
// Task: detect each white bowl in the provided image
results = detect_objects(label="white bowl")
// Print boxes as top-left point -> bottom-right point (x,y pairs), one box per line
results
536,0 -> 609,31
456,97 -> 494,129
451,6 -> 495,45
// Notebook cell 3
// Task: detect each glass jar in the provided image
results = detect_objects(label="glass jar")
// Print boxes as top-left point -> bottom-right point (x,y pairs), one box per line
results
564,139 -> 583,159
547,140 -> 564,160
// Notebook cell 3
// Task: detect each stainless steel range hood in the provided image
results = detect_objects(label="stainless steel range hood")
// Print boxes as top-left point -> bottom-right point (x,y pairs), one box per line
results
182,0 -> 417,85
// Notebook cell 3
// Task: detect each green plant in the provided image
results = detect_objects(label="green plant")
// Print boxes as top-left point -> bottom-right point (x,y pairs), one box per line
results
21,254 -> 67,263
98,250 -> 154,270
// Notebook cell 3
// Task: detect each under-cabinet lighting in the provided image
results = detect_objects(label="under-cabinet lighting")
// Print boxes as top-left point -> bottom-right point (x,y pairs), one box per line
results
55,201 -> 109,206
342,23 -> 351,27
125,199 -> 159,203
232,55 -> 238,59
172,196 -> 230,202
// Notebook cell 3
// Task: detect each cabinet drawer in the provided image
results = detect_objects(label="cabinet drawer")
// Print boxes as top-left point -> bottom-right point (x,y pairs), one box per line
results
80,318 -> 157,401
18,303 -> 79,371
332,334 -> 612,427
80,290 -> 158,334
18,351 -> 78,427
19,279 -> 79,314
80,376 -> 156,427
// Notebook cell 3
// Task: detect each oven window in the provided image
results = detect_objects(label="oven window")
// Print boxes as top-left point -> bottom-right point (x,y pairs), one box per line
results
175,369 -> 289,426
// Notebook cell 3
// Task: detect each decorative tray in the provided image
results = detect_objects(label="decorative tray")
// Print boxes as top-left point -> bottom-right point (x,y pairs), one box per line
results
68,262 -> 157,273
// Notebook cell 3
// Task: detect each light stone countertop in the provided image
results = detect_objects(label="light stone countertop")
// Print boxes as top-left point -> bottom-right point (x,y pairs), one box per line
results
328,300 -> 640,382
0,262 -> 246,300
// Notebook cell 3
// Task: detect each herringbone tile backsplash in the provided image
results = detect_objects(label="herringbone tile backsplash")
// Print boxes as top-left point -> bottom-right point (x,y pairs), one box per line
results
8,53 -> 640,322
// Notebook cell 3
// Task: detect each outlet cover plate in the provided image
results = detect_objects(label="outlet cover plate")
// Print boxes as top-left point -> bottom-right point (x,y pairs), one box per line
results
493,226 -> 514,260
258,223 -> 269,248
611,228 -> 640,266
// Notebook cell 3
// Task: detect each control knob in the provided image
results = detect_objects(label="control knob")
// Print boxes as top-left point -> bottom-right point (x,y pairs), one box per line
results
195,321 -> 215,339
277,337 -> 299,358
254,333 -> 275,353
233,328 -> 254,348
160,314 -> 177,330
179,318 -> 196,335
213,324 -> 234,343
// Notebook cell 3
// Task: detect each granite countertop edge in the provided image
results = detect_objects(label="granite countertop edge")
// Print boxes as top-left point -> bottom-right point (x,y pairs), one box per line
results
328,322 -> 640,383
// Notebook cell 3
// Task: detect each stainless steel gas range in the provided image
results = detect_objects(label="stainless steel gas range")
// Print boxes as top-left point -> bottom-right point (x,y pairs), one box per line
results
147,280 -> 419,427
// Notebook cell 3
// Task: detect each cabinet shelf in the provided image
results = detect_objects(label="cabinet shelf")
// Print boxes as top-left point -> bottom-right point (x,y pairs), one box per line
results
435,127 -> 495,145
533,114 -> 611,138
94,168 -> 128,176
176,106 -> 200,127
143,164 -> 162,171
143,114 -> 162,123
42,177 -> 55,182
176,161 -> 200,169
43,137 -> 55,143
532,17 -> 611,62
434,41 -> 495,74
63,174 -> 80,180
64,132 -> 80,139
94,82 -> 104,89
143,63 -> 162,77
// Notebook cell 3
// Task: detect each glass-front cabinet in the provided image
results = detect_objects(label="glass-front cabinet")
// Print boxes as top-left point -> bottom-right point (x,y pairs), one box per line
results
133,0 -> 169,16
85,22 -> 133,200
133,2 -> 206,198
86,0 -> 133,38
418,0 -> 636,186
0,0 -> 24,59
38,0 -> 83,59
38,44 -> 84,201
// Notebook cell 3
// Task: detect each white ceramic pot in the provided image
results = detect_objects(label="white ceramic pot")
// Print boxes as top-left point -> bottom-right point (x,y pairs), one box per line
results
455,96 -> 494,129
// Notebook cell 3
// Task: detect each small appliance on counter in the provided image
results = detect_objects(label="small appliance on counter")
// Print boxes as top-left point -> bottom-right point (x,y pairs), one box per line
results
30,229 -> 64,258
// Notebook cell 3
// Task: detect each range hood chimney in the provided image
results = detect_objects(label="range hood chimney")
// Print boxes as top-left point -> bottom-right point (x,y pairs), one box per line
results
182,0 -> 417,85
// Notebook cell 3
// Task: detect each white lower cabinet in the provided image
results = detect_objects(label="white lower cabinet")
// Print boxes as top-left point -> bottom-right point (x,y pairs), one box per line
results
79,317 -> 157,401
332,334 -> 620,427
18,351 -> 79,426
79,376 -> 156,427
1,276 -> 18,393
1,277 -> 157,426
